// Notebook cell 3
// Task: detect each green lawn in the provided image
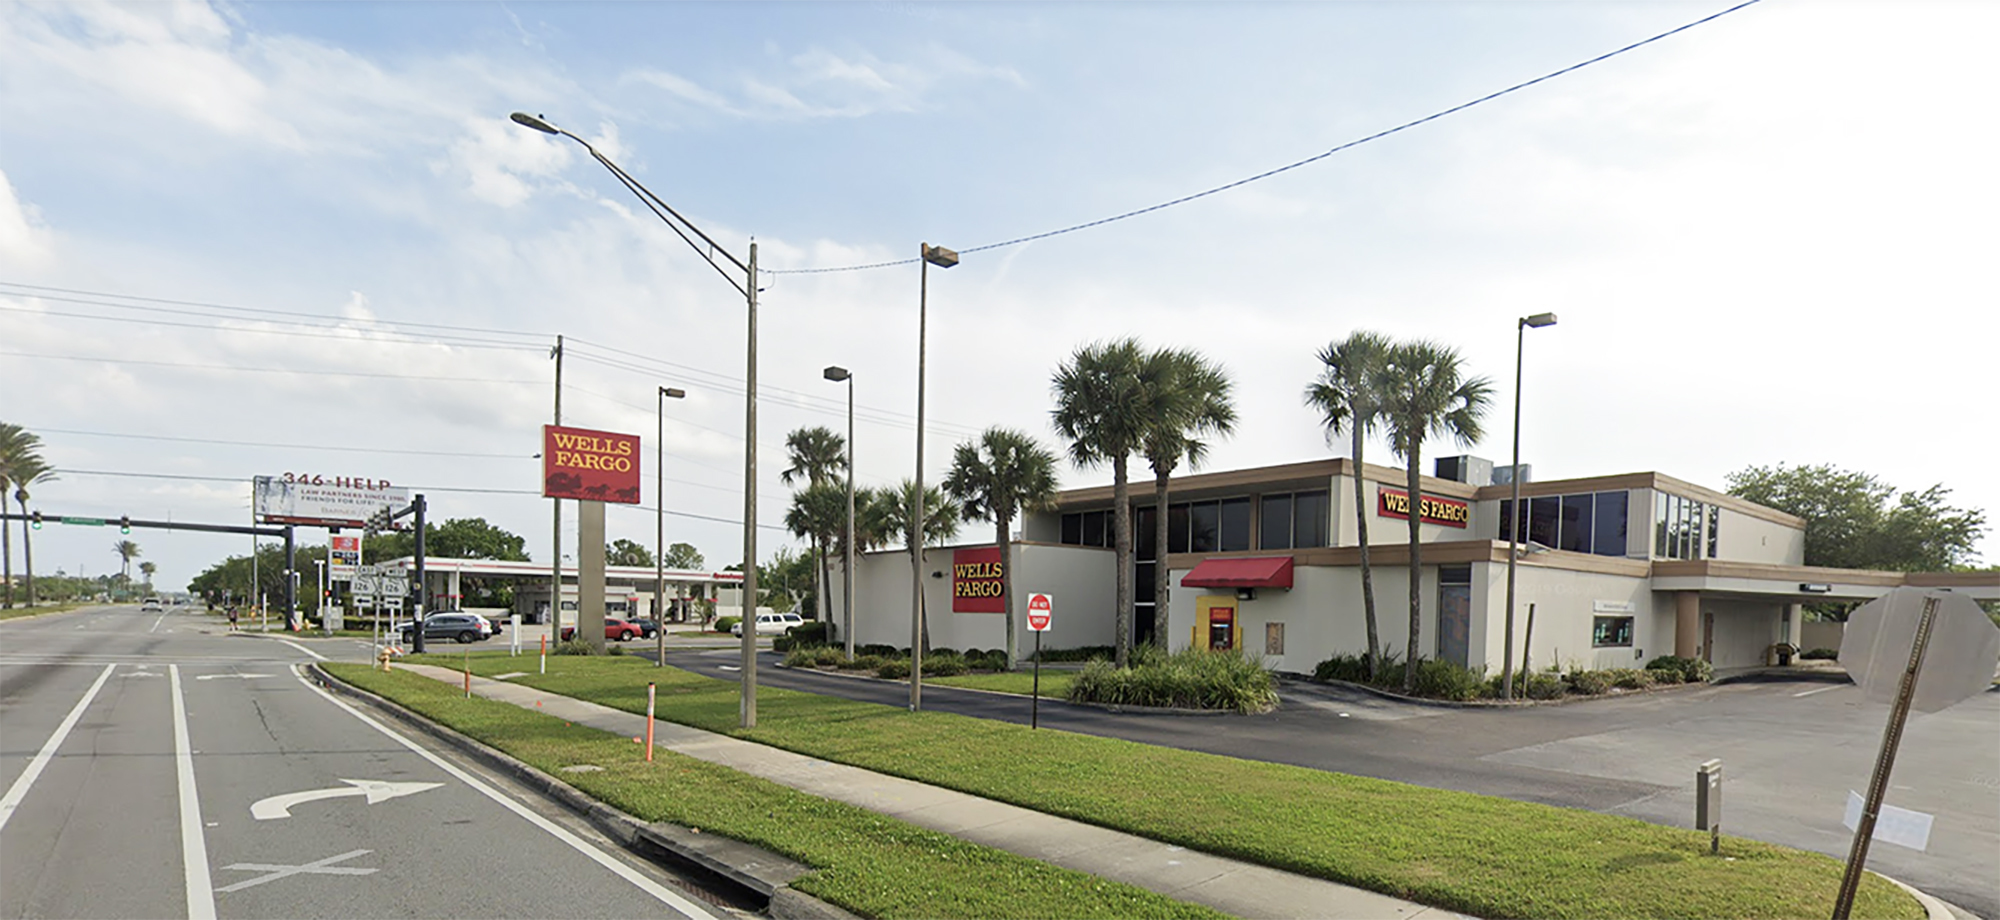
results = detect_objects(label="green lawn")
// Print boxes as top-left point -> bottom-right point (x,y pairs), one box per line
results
0,601 -> 89,621
924,670 -> 1074,698
326,664 -> 1221,920
399,653 -> 1921,920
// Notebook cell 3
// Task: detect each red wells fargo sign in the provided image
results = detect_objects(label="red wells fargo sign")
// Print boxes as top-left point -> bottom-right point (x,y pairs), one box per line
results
952,546 -> 1006,613
543,425 -> 642,504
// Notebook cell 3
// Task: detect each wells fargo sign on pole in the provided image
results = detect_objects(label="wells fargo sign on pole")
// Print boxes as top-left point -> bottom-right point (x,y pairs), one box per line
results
543,425 -> 643,504
951,546 -> 1006,612
1376,487 -> 1470,529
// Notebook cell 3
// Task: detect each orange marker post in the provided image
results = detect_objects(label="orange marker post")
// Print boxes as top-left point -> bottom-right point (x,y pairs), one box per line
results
539,634 -> 547,675
645,682 -> 656,762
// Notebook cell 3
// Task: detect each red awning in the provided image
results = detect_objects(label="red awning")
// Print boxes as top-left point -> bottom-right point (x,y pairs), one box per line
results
1180,556 -> 1294,589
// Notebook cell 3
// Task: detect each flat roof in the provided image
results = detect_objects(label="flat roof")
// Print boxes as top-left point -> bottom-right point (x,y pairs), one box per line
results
376,556 -> 743,584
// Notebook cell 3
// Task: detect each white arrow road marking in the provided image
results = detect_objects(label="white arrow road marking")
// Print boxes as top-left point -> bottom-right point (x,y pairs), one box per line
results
195,673 -> 276,681
251,779 -> 443,820
215,849 -> 377,893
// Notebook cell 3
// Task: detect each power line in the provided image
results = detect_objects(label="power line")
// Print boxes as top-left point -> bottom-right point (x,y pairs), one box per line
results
762,0 -> 1764,275
0,351 -> 545,385
26,426 -> 533,460
0,281 -> 553,342
0,303 -> 545,352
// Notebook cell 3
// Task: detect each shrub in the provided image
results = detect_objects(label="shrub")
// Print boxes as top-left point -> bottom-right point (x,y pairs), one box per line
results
1645,655 -> 1714,683
857,644 -> 900,658
1802,647 -> 1839,660
773,620 -> 831,652
1065,647 -> 1277,713
1645,667 -> 1684,685
921,652 -> 967,677
785,646 -> 847,669
1313,653 -> 1370,683
876,659 -> 911,680
1521,673 -> 1565,700
713,616 -> 741,635
928,647 -> 959,659
843,654 -> 884,671
1410,659 -> 1487,701
1566,670 -> 1614,696
552,638 -> 597,656
1030,645 -> 1117,663
1606,668 -> 1655,690
606,644 -> 626,656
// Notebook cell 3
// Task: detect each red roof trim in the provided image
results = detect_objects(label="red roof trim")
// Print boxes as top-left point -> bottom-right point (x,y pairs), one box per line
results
1180,556 -> 1295,589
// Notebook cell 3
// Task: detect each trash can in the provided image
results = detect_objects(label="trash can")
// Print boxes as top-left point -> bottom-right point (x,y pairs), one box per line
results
1772,642 -> 1796,666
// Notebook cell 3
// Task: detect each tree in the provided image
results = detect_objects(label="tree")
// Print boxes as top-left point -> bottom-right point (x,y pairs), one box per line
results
113,540 -> 142,592
0,422 -> 38,608
876,479 -> 962,651
943,427 -> 1060,669
782,426 -> 849,627
784,482 -> 848,625
1,429 -> 56,607
1726,464 -> 1986,573
606,539 -> 654,567
1379,341 -> 1493,691
139,561 -> 157,589
1138,348 -> 1237,649
363,517 -> 530,609
1305,331 -> 1395,679
663,542 -> 705,570
1051,338 -> 1151,667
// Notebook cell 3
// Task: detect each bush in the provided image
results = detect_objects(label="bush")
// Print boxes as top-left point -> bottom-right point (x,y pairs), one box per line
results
785,645 -> 847,669
1313,653 -> 1372,684
1029,645 -> 1116,663
1065,647 -> 1277,713
1645,655 -> 1714,684
875,659 -> 911,680
552,638 -> 597,656
1566,670 -> 1614,696
921,652 -> 967,677
1410,659 -> 1487,701
1802,647 -> 1839,660
1646,667 -> 1685,685
606,644 -> 626,656
843,654 -> 884,671
857,644 -> 900,658
1520,673 -> 1565,700
713,616 -> 741,635
773,620 -> 830,652
1605,668 -> 1655,690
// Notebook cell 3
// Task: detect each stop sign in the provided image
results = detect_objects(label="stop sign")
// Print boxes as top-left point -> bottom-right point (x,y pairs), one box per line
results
1843,587 -> 2000,714
1026,593 -> 1052,632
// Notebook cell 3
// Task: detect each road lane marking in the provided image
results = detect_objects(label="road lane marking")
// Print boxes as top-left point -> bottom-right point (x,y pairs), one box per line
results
251,779 -> 443,820
295,667 -> 721,920
1794,685 -> 1841,698
195,673 -> 276,681
216,848 -> 377,893
0,663 -> 117,833
277,639 -> 326,661
171,665 -> 219,920
151,611 -> 170,632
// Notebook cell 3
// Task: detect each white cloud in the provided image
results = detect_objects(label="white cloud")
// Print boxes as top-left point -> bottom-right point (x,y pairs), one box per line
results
625,43 -> 1023,121
0,169 -> 55,268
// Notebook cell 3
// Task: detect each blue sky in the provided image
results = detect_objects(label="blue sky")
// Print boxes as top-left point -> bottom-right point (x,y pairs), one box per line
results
3,0 -> 1994,590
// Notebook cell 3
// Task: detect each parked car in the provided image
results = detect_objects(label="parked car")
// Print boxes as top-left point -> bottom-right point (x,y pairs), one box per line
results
397,613 -> 491,644
561,618 -> 644,642
732,612 -> 806,637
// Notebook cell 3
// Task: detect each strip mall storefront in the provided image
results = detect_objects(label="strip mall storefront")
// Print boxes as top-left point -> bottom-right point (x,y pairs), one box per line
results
836,457 -> 1998,675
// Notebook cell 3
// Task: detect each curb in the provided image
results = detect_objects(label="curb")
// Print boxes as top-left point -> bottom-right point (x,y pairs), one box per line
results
306,663 -> 858,920
1877,871 -> 1968,920
1278,674 -> 1715,709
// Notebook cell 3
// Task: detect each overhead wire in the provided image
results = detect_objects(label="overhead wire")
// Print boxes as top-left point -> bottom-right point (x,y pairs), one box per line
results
0,280 -> 554,341
1,350 -> 545,385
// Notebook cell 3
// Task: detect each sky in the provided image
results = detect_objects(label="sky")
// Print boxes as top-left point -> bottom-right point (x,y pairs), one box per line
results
2,0 -> 1994,593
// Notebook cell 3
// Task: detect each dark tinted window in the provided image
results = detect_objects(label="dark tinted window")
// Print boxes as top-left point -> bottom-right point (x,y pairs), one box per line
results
1592,491 -> 1628,556
1293,491 -> 1329,548
1439,564 -> 1472,585
1559,493 -> 1593,553
1528,496 -> 1560,547
1190,501 -> 1220,553
1135,505 -> 1158,561
1707,505 -> 1720,558
1498,499 -> 1517,544
1220,498 -> 1252,552
1081,510 -> 1106,548
1260,493 -> 1292,550
1134,561 -> 1156,603
1167,505 -> 1190,554
1061,513 -> 1082,546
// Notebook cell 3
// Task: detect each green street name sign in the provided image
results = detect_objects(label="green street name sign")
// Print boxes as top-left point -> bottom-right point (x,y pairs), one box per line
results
60,517 -> 107,526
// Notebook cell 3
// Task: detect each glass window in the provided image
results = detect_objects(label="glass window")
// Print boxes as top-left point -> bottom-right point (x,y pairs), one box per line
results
1592,616 -> 1634,647
1061,513 -> 1082,546
1559,493 -> 1593,553
1220,498 -> 1252,551
1439,564 -> 1472,585
1528,496 -> 1560,547
1260,493 -> 1292,551
1499,499 -> 1516,544
1654,491 -> 1670,557
1135,561 -> 1156,603
1666,494 -> 1684,559
1082,510 -> 1106,548
1680,498 -> 1697,560
1190,501 -> 1220,553
1707,505 -> 1720,559
1134,505 -> 1158,561
1293,491 -> 1329,548
1592,491 -> 1628,556
1167,504 -> 1190,554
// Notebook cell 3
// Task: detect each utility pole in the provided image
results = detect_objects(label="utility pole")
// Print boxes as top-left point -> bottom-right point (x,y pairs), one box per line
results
740,242 -> 759,728
550,335 -> 564,643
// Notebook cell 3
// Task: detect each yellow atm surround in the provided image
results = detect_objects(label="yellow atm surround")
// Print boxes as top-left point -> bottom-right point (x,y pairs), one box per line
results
1192,595 -> 1241,651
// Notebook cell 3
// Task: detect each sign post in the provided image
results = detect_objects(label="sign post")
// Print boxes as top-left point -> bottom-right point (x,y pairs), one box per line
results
1026,593 -> 1053,730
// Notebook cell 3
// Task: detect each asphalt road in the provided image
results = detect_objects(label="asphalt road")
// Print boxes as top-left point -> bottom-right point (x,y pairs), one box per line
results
662,646 -> 2000,917
1,605 -> 729,920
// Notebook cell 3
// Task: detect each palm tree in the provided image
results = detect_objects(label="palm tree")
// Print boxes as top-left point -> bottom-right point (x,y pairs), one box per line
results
876,479 -> 961,651
783,481 -> 848,627
113,539 -> 143,594
943,427 -> 1060,669
1051,338 -> 1150,667
1138,348 -> 1237,649
1305,331 -> 1395,679
1378,341 -> 1494,690
8,451 -> 57,606
0,423 -> 37,608
139,561 -> 157,590
781,426 -> 848,627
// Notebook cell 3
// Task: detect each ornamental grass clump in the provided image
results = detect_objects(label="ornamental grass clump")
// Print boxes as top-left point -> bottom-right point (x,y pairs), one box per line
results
1066,646 -> 1277,713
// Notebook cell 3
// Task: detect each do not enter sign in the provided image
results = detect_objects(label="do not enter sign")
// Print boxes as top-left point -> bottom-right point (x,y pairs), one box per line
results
1026,593 -> 1053,632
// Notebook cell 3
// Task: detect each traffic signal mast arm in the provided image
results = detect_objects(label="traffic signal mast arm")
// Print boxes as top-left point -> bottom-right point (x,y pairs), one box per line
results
1,511 -> 287,539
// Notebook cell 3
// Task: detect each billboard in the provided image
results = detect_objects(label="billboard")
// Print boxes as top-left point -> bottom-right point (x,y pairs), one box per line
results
543,425 -> 643,504
951,546 -> 1006,613
254,475 -> 408,528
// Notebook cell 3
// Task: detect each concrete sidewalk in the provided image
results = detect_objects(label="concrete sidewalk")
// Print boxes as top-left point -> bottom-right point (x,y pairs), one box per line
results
395,663 -> 1459,920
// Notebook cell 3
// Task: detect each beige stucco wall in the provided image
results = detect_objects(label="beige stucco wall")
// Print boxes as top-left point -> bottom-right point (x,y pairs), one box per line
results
1161,562 -> 1452,675
841,542 -> 1115,654
1715,505 -> 1806,565
1700,596 -> 1788,670
1499,565 -> 1658,673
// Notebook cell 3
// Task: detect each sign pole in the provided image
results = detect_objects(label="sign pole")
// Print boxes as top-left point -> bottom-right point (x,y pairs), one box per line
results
1032,630 -> 1042,730
1831,595 -> 1940,920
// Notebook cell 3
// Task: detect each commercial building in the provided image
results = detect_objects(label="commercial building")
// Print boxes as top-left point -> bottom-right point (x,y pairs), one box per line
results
839,457 -> 1997,675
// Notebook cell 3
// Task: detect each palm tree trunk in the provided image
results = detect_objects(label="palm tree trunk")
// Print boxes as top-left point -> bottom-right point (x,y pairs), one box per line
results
1353,429 -> 1380,680
1403,448 -> 1423,691
1112,455 -> 1132,668
18,496 -> 36,606
3,511 -> 14,608
1153,467 -> 1172,649
998,514 -> 1016,670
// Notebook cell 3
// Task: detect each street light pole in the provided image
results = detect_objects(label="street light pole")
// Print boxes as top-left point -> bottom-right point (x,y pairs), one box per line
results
911,243 -> 958,712
1502,312 -> 1557,701
510,111 -> 763,727
656,385 -> 685,668
824,366 -> 854,659
550,335 -> 564,643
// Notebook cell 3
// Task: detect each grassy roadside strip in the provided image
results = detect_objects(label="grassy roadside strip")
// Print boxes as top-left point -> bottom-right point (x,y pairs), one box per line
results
0,601 -> 91,620
322,663 -> 1222,920
431,653 -> 1921,920
908,670 -> 1074,698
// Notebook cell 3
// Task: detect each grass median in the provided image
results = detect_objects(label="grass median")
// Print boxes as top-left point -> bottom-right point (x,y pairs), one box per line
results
324,662 -> 1220,920
410,652 -> 1920,920
923,670 -> 1074,698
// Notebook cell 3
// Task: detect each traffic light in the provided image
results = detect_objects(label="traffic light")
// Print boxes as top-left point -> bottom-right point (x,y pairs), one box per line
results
119,515 -> 131,534
30,510 -> 42,530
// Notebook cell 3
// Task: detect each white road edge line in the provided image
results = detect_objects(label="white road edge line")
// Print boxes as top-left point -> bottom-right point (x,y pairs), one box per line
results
171,665 -> 218,920
1793,685 -> 1841,698
278,639 -> 327,661
0,663 -> 117,833
292,667 -> 720,920
151,611 -> 171,633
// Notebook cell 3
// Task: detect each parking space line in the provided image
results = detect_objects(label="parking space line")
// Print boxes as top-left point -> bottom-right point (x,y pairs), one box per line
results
1793,685 -> 1841,698
0,663 -> 117,834
293,667 -> 720,920
171,665 -> 218,920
